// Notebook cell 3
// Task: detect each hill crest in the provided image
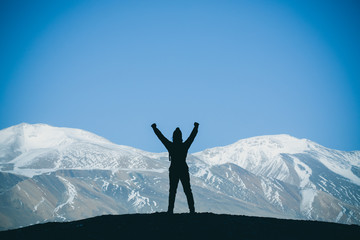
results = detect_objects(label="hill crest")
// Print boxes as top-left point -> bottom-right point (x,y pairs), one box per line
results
1,213 -> 359,240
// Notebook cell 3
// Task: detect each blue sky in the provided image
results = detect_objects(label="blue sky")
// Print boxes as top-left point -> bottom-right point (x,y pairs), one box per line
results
1,0 -> 359,152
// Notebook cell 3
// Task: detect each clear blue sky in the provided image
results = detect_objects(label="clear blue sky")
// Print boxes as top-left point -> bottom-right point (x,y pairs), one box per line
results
1,0 -> 359,152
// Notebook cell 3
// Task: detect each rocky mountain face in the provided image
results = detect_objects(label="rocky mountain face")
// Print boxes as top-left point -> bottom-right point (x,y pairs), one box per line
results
0,123 -> 359,230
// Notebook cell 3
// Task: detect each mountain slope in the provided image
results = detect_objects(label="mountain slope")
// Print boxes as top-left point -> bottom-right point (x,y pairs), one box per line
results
194,134 -> 360,219
0,123 -> 359,230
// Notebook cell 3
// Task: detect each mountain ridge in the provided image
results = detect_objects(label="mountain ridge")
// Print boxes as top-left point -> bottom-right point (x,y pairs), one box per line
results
1,213 -> 359,240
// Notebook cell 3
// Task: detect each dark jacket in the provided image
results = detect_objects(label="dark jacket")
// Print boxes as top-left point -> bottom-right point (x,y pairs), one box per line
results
152,125 -> 198,171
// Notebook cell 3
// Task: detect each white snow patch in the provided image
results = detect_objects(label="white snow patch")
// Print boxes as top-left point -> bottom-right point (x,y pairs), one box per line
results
335,204 -> 347,223
193,168 -> 208,178
261,178 -> 283,210
237,177 -> 247,189
53,176 -> 77,219
102,180 -> 110,191
300,188 -> 317,218
319,176 -> 327,186
33,197 -> 45,212
127,190 -> 150,211
293,157 -> 312,188
206,171 -> 214,182
317,155 -> 360,186
308,143 -> 360,185
346,211 -> 354,223
6,168 -> 58,178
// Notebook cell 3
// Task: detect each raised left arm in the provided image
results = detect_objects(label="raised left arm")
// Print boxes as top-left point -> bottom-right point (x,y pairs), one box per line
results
184,122 -> 199,149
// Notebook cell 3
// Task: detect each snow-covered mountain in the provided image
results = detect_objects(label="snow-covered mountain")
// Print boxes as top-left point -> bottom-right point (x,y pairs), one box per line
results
0,123 -> 359,230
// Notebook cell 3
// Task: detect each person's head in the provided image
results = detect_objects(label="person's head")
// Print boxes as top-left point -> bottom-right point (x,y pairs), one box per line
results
172,127 -> 183,143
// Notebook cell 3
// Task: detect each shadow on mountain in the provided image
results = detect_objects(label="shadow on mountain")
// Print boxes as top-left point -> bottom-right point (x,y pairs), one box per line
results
0,213 -> 359,240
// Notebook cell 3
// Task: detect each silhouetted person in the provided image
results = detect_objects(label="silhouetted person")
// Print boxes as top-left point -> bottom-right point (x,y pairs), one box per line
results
151,122 -> 199,214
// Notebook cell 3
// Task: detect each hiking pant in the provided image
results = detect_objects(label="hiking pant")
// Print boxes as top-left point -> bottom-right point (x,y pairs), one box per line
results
168,169 -> 195,213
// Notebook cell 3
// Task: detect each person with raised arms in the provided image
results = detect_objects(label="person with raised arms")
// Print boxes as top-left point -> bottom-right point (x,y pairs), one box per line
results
151,122 -> 199,214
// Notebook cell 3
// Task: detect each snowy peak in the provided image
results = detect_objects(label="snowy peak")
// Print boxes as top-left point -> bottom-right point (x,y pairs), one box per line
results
194,134 -> 360,186
193,134 -> 311,167
0,123 -> 113,155
0,123 -> 165,177
233,134 -> 311,154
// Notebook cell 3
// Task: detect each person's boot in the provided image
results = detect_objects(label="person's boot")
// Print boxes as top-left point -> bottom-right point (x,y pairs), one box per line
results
167,206 -> 174,214
167,196 -> 175,214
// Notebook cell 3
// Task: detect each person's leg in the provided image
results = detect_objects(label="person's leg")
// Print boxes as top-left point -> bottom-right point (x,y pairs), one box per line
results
180,171 -> 195,213
168,171 -> 179,213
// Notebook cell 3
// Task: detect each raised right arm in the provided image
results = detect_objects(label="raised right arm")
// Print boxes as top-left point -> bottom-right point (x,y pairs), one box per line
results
151,123 -> 171,150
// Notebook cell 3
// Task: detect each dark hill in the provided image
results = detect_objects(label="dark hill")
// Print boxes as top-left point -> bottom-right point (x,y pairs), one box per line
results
0,213 -> 359,240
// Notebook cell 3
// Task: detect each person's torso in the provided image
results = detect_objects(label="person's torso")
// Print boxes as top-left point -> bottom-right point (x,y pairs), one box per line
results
168,143 -> 189,169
